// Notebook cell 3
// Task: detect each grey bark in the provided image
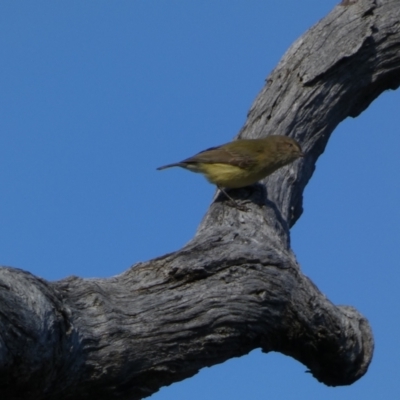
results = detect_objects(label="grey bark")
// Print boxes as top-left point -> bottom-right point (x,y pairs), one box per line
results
1,0 -> 399,399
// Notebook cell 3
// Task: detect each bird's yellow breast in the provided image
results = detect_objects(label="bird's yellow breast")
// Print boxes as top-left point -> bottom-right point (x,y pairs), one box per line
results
195,163 -> 266,188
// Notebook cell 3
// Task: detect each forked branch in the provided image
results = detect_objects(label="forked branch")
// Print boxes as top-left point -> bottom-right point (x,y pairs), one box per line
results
1,1 -> 399,399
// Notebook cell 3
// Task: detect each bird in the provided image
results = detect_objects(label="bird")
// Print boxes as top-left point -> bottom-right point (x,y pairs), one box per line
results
157,135 -> 304,208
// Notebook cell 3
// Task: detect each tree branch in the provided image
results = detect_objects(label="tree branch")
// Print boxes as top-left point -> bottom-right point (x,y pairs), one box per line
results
1,0 -> 399,399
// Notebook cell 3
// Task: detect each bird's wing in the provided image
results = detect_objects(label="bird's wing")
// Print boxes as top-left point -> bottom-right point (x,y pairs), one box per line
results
181,145 -> 256,169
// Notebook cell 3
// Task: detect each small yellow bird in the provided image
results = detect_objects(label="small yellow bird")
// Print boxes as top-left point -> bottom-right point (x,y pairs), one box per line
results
157,135 -> 304,206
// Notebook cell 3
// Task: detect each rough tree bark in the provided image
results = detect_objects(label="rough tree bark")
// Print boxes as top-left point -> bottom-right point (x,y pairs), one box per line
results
1,0 -> 399,399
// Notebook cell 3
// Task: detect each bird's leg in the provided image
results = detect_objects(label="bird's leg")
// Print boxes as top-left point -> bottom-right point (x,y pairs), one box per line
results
217,187 -> 249,212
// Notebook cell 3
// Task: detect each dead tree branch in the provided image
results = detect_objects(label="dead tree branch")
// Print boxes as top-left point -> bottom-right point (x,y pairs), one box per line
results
1,1 -> 399,399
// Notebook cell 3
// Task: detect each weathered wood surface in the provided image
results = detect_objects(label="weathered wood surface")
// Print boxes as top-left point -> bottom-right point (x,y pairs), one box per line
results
1,1 -> 399,399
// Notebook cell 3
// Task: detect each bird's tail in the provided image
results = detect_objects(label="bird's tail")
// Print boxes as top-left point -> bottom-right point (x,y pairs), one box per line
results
156,163 -> 184,171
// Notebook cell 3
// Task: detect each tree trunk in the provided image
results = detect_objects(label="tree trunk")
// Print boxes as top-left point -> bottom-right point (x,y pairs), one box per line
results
1,0 -> 399,399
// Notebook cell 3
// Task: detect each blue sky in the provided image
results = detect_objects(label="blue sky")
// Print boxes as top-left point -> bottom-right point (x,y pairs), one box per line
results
1,1 -> 399,399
